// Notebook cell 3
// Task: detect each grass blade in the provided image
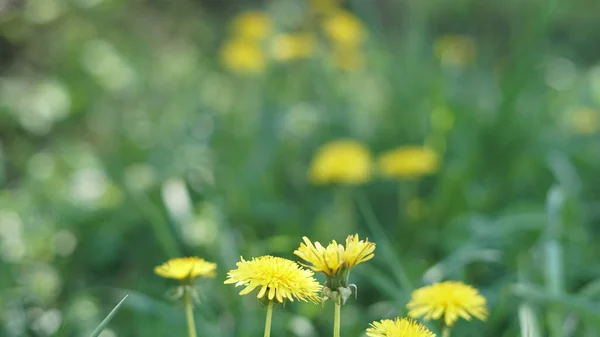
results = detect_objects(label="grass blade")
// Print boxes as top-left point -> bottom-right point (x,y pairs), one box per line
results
90,295 -> 129,337
511,284 -> 600,320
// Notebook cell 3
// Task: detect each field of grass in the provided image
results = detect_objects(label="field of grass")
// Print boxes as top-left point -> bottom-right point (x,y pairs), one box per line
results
1,0 -> 600,336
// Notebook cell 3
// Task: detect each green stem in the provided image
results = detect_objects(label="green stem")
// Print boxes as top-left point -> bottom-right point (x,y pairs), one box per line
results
264,301 -> 274,337
333,295 -> 341,337
442,326 -> 450,337
184,288 -> 197,337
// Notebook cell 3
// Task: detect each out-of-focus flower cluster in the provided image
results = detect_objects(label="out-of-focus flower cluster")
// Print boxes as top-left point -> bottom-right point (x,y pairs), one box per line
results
219,1 -> 368,74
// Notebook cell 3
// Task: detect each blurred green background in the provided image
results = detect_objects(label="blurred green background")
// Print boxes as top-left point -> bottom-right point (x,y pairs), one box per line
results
1,0 -> 600,336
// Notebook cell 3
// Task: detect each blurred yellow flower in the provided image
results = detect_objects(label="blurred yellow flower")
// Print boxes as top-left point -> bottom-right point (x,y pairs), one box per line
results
366,317 -> 436,337
154,257 -> 216,280
310,0 -> 341,14
569,107 -> 599,134
309,139 -> 372,185
407,281 -> 488,327
434,34 -> 477,68
377,146 -> 440,179
230,11 -> 272,41
331,45 -> 365,71
220,39 -> 266,74
294,234 -> 375,293
323,11 -> 366,47
224,255 -> 321,304
271,33 -> 316,62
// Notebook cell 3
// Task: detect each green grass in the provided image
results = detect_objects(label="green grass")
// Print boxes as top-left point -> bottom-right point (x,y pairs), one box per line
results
1,0 -> 600,336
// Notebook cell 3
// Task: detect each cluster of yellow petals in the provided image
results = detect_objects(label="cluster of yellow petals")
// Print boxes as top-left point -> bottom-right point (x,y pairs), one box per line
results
154,257 -> 216,280
294,234 -> 375,277
220,11 -> 271,74
309,140 -> 441,185
323,10 -> 366,47
229,11 -> 272,41
366,317 -> 436,337
407,281 -> 488,327
224,255 -> 321,304
377,146 -> 440,179
308,139 -> 372,185
220,39 -> 266,74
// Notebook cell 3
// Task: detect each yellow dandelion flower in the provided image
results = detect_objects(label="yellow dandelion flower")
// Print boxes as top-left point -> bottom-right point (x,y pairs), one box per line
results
407,281 -> 488,327
154,257 -> 216,280
230,11 -> 272,41
294,234 -> 375,290
366,317 -> 436,337
323,10 -> 366,47
569,107 -> 599,134
224,255 -> 321,304
310,0 -> 340,14
308,139 -> 372,185
331,45 -> 365,71
271,33 -> 316,62
220,39 -> 266,74
433,34 -> 477,68
377,146 -> 440,179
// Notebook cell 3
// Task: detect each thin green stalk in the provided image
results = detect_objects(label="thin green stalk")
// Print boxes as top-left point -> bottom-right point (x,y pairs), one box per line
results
264,301 -> 274,337
184,289 -> 197,337
333,295 -> 341,337
442,326 -> 450,337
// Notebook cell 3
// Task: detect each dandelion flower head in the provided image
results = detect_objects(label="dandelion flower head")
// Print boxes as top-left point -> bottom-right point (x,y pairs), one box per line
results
366,317 -> 436,337
220,39 -> 266,74
323,10 -> 366,47
154,257 -> 217,280
308,139 -> 372,185
224,255 -> 321,304
294,234 -> 375,288
407,281 -> 488,327
230,11 -> 272,41
377,146 -> 439,179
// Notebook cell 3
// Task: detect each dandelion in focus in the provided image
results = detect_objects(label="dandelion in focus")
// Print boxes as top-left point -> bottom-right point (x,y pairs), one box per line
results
407,281 -> 487,336
366,317 -> 436,337
323,10 -> 366,47
308,139 -> 372,185
224,255 -> 321,337
220,39 -> 266,74
294,234 -> 375,337
155,257 -> 217,337
377,146 -> 439,180
271,33 -> 316,62
434,34 -> 477,68
230,11 -> 272,41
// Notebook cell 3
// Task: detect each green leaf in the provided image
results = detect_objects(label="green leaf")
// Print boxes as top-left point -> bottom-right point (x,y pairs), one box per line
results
89,295 -> 129,337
